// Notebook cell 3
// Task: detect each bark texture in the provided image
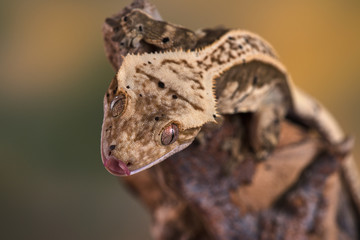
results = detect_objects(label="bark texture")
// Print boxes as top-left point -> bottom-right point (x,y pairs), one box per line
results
102,1 -> 359,239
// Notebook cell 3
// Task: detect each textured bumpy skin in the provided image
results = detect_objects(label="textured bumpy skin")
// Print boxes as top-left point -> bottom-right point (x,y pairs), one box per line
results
101,29 -> 351,176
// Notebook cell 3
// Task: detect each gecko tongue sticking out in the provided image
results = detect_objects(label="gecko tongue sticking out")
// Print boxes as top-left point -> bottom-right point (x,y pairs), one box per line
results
101,142 -> 130,176
103,156 -> 130,176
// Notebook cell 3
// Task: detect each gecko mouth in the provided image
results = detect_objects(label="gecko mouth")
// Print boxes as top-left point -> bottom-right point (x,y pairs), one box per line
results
103,156 -> 130,176
101,145 -> 130,176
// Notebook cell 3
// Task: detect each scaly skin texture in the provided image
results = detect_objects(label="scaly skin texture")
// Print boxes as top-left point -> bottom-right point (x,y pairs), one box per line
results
101,29 -> 348,176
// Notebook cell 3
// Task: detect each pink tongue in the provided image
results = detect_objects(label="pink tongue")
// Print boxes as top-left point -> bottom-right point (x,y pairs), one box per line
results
104,156 -> 130,176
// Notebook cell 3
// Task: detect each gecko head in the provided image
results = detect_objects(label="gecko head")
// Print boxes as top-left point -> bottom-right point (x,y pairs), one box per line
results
101,53 -> 216,176
121,9 -> 150,39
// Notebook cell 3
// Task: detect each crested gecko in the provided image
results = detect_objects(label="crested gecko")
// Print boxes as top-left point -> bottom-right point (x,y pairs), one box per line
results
101,9 -> 360,212
120,9 -> 197,50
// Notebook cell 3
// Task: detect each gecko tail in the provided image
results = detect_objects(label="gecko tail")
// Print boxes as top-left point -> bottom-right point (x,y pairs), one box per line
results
330,135 -> 355,160
290,85 -> 345,145
290,86 -> 360,214
290,85 -> 360,213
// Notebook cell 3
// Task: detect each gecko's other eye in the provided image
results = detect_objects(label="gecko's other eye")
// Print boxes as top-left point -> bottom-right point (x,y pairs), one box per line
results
162,37 -> 170,43
161,123 -> 179,145
110,93 -> 127,117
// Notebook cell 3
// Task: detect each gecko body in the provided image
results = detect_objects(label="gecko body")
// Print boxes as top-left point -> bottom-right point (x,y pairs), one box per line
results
101,5 -> 360,231
101,29 -> 348,174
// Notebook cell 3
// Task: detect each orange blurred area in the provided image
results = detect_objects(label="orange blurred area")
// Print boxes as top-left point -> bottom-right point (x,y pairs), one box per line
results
0,0 -> 359,239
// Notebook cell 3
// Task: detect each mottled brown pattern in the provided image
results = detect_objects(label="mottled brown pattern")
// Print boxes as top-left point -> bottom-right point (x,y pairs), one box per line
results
216,60 -> 291,109
102,0 -> 163,70
102,87 -> 187,170
121,9 -> 197,50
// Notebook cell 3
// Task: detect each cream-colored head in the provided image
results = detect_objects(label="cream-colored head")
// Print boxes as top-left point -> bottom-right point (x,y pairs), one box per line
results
101,51 -> 217,176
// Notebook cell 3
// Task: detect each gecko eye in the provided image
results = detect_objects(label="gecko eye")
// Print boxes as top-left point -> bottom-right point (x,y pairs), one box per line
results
161,123 -> 179,145
110,93 -> 127,117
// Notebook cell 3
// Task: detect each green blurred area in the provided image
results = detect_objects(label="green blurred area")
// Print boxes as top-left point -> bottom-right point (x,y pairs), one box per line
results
0,0 -> 359,239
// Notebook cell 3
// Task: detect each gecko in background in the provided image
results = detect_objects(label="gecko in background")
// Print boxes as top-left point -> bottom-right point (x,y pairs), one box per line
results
120,9 -> 197,50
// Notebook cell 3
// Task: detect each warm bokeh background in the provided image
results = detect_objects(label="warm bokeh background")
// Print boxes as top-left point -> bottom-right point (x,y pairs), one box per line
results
1,0 -> 359,239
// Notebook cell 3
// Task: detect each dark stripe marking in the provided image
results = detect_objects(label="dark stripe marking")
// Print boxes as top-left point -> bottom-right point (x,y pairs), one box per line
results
236,93 -> 250,104
162,59 -> 194,69
135,68 -> 204,111
168,66 -> 204,90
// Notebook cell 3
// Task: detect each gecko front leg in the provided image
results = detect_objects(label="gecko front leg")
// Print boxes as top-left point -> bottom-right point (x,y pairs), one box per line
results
247,82 -> 288,160
120,9 -> 197,50
248,105 -> 284,160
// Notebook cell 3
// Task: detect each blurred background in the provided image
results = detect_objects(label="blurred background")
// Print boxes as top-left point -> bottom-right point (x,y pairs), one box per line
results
0,0 -> 359,239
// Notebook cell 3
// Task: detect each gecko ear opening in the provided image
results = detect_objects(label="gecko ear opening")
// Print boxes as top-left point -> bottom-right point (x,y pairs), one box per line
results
161,123 -> 179,145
